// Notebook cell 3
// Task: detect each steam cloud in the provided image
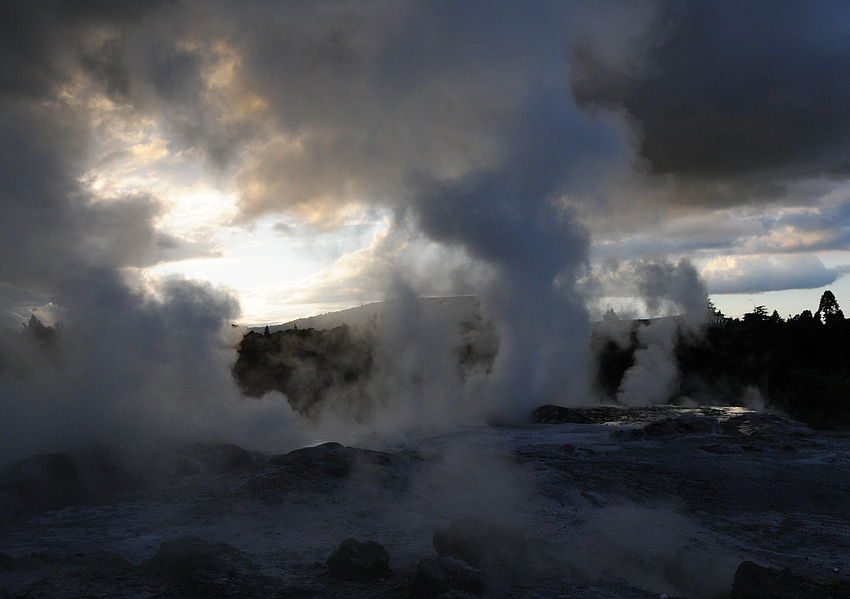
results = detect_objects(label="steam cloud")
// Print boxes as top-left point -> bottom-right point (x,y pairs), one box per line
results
582,258 -> 709,405
0,2 -> 309,464
3,1 -> 843,461
0,0 -> 633,464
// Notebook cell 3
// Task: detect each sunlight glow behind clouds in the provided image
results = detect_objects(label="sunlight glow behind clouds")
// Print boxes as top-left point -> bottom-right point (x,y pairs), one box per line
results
5,1 -> 850,325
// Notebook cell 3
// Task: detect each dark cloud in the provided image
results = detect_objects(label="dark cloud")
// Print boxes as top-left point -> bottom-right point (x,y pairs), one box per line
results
217,1 -> 589,224
81,39 -> 133,100
0,110 -> 202,295
572,0 -> 850,197
0,0 -> 164,103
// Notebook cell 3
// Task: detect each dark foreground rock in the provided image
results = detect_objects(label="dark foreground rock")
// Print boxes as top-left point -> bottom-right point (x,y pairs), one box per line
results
141,535 -> 258,578
139,450 -> 205,481
72,443 -> 142,498
0,453 -> 84,512
247,443 -> 424,502
139,535 -> 295,597
642,413 -> 722,436
730,560 -> 850,599
432,518 -> 557,571
326,538 -> 392,580
0,537 -> 291,599
611,413 -> 723,441
2,414 -> 849,599
269,442 -> 421,483
408,557 -> 488,599
192,443 -> 254,473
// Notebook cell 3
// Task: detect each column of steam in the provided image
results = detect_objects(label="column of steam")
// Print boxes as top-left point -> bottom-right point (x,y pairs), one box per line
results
409,91 -> 624,421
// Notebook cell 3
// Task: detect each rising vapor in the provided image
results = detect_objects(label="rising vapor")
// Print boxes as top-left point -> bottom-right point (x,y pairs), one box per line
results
3,0 -> 849,461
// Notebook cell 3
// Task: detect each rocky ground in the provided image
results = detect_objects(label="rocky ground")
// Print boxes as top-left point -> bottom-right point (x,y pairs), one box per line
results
1,406 -> 849,598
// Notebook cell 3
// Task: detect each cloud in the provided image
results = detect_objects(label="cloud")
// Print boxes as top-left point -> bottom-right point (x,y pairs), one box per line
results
115,2 -> 635,416
0,1 -> 165,103
9,0 -> 850,447
589,194 -> 850,297
572,0 -> 850,204
742,202 -> 850,254
701,254 -> 846,295
134,1 -> 621,228
0,2 -> 312,464
242,218 -> 496,323
628,200 -> 850,258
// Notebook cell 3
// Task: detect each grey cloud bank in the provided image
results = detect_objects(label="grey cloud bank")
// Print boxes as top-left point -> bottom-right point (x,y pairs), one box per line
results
574,0 -> 850,188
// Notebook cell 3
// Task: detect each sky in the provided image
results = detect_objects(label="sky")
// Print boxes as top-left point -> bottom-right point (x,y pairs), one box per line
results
3,1 -> 850,328
3,0 -> 850,461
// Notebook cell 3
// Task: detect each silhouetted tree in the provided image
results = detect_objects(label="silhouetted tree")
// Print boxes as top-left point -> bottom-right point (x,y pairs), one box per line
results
706,294 -> 722,317
743,305 -> 768,327
817,290 -> 844,324
22,314 -> 56,344
795,309 -> 816,324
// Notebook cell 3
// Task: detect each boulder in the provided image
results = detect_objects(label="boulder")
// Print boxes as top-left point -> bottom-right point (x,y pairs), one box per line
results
143,535 -> 255,575
139,451 -> 204,481
730,560 -> 850,599
257,443 -> 420,498
432,518 -> 557,571
270,443 -> 407,478
642,413 -> 721,437
141,534 -> 264,597
270,442 -> 344,464
326,538 -> 391,580
194,444 -> 253,473
609,428 -> 649,442
408,557 -> 487,599
270,442 -> 351,477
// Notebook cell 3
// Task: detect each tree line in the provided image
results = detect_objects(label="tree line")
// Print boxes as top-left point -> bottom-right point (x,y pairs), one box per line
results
596,290 -> 850,430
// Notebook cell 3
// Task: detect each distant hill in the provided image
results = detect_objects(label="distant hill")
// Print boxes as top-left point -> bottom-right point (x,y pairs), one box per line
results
251,296 -> 483,333
236,295 -> 498,416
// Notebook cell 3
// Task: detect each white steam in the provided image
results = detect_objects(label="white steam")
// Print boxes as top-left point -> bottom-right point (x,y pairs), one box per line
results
585,258 -> 710,406
0,276 -> 307,465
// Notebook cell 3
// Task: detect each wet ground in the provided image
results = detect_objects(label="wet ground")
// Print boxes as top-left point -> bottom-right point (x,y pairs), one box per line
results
2,406 -> 849,598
